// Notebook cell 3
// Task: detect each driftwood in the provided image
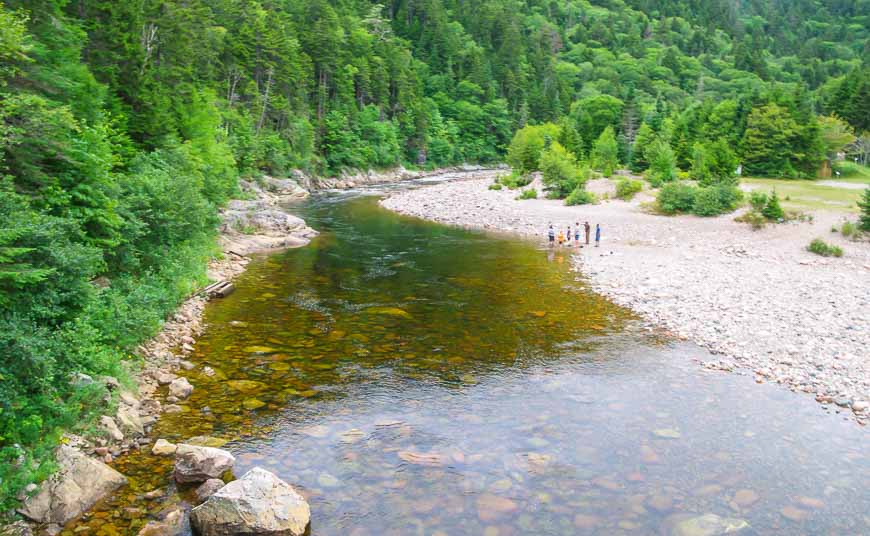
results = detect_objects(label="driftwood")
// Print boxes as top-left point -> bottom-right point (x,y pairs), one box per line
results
200,281 -> 235,299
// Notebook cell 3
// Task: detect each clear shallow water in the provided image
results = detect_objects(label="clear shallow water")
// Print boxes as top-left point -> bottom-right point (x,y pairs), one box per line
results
67,191 -> 869,535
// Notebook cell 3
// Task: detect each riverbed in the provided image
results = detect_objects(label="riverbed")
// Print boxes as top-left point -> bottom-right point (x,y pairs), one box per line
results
66,186 -> 869,535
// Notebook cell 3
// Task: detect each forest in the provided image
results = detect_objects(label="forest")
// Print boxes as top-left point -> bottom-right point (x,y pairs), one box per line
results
0,0 -> 868,510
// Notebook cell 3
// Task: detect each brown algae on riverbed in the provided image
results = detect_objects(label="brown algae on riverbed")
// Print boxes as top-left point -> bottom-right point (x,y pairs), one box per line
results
66,194 -> 869,535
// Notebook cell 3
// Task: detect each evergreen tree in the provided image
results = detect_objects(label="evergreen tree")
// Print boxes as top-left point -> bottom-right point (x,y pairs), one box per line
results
859,187 -> 870,232
591,126 -> 619,177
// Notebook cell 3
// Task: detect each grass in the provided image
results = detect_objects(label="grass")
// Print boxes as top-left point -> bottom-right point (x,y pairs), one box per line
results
807,238 -> 843,257
742,176 -> 867,213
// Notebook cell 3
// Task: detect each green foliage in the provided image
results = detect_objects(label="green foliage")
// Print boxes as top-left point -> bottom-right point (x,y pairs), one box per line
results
807,238 -> 843,257
691,139 -> 739,186
749,191 -> 769,212
859,188 -> 870,231
735,210 -> 768,230
498,171 -> 533,190
657,182 -> 698,214
741,103 -> 825,178
540,142 -> 583,198
615,179 -> 643,201
591,127 -> 619,177
762,190 -> 785,220
646,138 -> 678,187
488,182 -> 503,191
506,123 -> 561,174
630,123 -> 655,173
565,187 -> 597,206
516,188 -> 537,200
839,221 -> 859,238
692,185 -> 743,216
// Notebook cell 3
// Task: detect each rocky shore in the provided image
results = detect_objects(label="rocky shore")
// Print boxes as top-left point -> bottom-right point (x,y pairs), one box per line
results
381,172 -> 870,424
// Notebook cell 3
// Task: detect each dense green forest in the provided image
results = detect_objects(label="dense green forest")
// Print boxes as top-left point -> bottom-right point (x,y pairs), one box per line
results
0,0 -> 868,510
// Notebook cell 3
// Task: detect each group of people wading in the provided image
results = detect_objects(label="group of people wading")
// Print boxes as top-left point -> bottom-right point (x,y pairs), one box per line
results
548,221 -> 600,248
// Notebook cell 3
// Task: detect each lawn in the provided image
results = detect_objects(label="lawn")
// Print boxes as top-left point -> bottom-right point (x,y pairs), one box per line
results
742,174 -> 868,213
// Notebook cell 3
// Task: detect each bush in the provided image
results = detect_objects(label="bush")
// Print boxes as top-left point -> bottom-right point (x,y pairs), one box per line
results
840,221 -> 859,238
615,178 -> 643,200
689,185 -> 743,216
565,187 -> 597,206
516,188 -> 537,200
499,171 -> 533,190
735,210 -> 768,230
762,190 -> 785,221
657,182 -> 698,214
749,191 -> 768,211
489,182 -> 503,190
807,238 -> 843,257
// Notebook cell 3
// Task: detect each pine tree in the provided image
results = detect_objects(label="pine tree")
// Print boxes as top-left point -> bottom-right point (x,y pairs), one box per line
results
762,190 -> 785,221
859,187 -> 870,232
591,126 -> 619,177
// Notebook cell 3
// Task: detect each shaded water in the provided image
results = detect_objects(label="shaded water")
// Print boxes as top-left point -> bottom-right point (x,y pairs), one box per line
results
69,191 -> 869,535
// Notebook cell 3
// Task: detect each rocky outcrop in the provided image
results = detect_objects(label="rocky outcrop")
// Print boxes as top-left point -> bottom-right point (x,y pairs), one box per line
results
17,446 -> 127,527
190,468 -> 310,536
174,444 -> 235,484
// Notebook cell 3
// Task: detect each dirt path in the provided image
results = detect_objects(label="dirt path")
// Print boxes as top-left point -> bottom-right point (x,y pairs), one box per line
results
382,173 -> 870,424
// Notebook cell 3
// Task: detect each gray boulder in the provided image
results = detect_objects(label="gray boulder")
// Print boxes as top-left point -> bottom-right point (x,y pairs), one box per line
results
17,446 -> 127,525
174,444 -> 235,484
190,468 -> 309,536
195,479 -> 225,503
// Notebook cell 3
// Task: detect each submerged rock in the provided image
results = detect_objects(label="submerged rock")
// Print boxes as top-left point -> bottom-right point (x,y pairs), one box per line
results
195,479 -> 225,503
174,444 -> 235,484
169,377 -> 194,399
364,306 -> 413,319
17,445 -> 127,526
664,513 -> 749,536
152,439 -> 177,456
190,467 -> 310,536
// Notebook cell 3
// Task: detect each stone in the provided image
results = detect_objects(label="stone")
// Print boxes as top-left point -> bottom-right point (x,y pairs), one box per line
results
0,521 -> 34,536
118,391 -> 139,407
243,398 -> 266,410
116,404 -> 144,436
152,439 -> 177,456
732,489 -> 759,507
664,513 -> 750,536
195,479 -> 225,503
476,494 -> 518,522
186,436 -> 230,448
154,371 -> 177,385
99,416 -> 124,442
17,445 -> 127,526
174,444 -> 235,484
136,507 -> 184,536
190,468 -> 310,536
168,377 -> 194,399
653,428 -> 682,439
780,505 -> 808,521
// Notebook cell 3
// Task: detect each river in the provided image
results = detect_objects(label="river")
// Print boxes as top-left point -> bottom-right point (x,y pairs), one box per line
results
67,184 -> 869,535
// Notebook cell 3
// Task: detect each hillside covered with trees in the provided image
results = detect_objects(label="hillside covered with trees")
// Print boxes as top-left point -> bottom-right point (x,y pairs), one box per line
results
0,0 -> 868,510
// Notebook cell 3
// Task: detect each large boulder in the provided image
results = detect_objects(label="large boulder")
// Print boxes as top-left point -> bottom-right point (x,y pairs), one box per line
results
174,444 -> 235,484
190,467 -> 310,536
17,445 -> 127,525
168,377 -> 194,400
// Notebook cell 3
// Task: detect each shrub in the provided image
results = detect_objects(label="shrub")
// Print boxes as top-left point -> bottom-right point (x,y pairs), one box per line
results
615,179 -> 643,200
657,182 -> 697,214
762,190 -> 785,221
735,210 -> 767,230
690,185 -> 743,216
807,238 -> 843,257
840,221 -> 859,238
516,188 -> 537,200
565,187 -> 597,206
488,182 -> 503,190
749,191 -> 768,212
859,187 -> 870,231
499,171 -> 532,190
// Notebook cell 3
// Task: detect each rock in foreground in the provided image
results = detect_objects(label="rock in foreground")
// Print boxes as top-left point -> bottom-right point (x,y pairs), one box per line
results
190,467 -> 310,536
17,445 -> 127,526
174,444 -> 235,484
664,513 -> 749,536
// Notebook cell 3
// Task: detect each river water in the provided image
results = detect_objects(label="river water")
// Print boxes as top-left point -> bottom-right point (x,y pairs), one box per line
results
67,185 -> 869,535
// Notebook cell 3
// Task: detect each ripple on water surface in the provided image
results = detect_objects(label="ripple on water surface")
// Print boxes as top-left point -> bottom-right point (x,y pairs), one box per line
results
67,194 -> 869,536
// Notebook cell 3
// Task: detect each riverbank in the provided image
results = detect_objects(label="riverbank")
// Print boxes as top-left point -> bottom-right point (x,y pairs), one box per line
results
381,173 -> 870,424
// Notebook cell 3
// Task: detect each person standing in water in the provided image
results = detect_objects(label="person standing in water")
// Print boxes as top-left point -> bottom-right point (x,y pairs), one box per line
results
595,224 -> 601,247
566,224 -> 572,245
574,222 -> 581,247
547,224 -> 555,247
584,221 -> 591,245
557,228 -> 565,247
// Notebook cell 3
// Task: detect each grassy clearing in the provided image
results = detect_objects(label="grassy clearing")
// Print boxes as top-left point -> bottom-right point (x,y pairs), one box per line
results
742,177 -> 866,212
